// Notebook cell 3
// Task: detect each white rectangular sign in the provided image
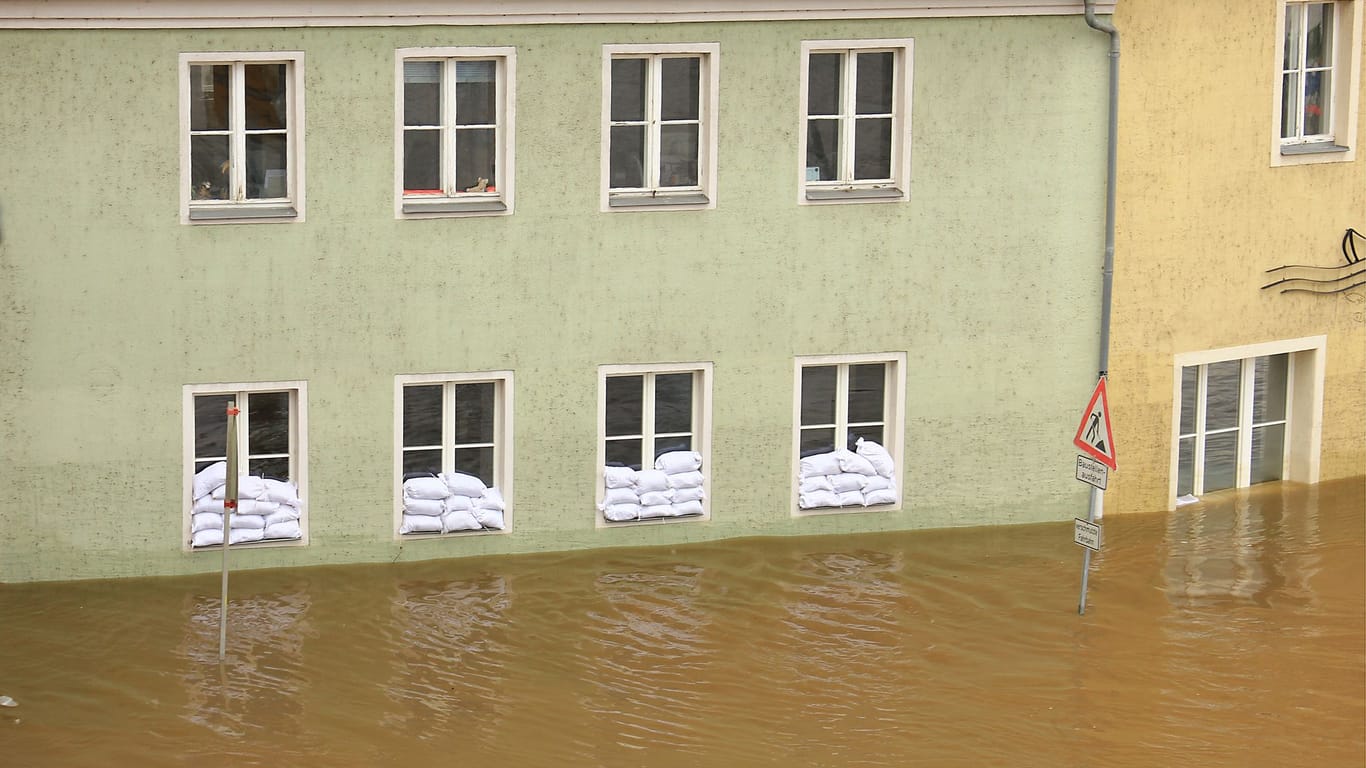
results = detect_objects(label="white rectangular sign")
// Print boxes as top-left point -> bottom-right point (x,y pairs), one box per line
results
1075,454 -> 1108,490
1074,518 -> 1102,551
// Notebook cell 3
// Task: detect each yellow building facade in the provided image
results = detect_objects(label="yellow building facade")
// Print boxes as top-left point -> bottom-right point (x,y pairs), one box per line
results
1109,0 -> 1365,513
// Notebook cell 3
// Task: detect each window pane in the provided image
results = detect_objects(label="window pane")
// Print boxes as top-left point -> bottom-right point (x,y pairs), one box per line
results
807,53 -> 842,116
806,120 -> 839,181
190,64 -> 230,131
1281,73 -> 1300,138
403,130 -> 441,191
854,52 -> 894,114
1179,365 -> 1198,435
605,376 -> 643,437
1303,70 -> 1329,135
609,125 -> 645,188
404,61 -> 442,126
655,373 -> 694,434
1252,354 -> 1288,423
1204,360 -> 1241,432
248,392 -> 291,456
194,394 -> 233,459
654,435 -> 692,459
1305,3 -> 1332,68
403,385 -> 443,447
659,124 -> 699,187
453,446 -> 495,486
800,366 -> 837,426
455,60 -> 497,125
403,449 -> 442,476
190,135 -> 230,200
848,425 -> 883,451
1284,5 -> 1302,70
1177,436 -> 1195,496
243,64 -> 287,131
249,456 -> 290,480
605,438 -> 643,470
853,118 -> 892,180
455,128 -> 497,191
1251,424 -> 1286,484
800,427 -> 836,456
610,58 -> 647,122
660,57 -> 700,121
453,382 -> 495,444
1203,431 -> 1238,493
848,363 -> 887,424
245,134 -> 288,199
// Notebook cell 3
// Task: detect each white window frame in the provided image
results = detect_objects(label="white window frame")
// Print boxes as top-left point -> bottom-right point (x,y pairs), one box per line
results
1272,1 -> 1362,165
1169,336 -> 1326,510
394,46 -> 516,218
791,352 -> 907,515
179,51 -> 305,223
393,371 -> 515,539
596,362 -> 713,527
798,39 -> 914,205
182,380 -> 309,551
600,43 -> 720,212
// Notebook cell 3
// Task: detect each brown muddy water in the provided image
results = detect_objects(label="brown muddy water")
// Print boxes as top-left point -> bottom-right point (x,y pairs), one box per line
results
2,478 -> 1363,768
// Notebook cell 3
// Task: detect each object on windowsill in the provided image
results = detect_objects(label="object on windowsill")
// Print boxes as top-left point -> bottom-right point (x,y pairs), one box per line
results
404,189 -> 444,196
465,177 -> 489,192
1175,494 -> 1199,506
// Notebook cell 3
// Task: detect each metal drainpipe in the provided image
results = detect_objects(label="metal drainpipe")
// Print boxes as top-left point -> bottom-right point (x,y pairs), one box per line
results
1079,0 -> 1118,615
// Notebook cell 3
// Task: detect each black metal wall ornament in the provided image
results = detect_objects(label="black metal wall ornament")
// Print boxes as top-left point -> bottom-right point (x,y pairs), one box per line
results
1262,228 -> 1366,294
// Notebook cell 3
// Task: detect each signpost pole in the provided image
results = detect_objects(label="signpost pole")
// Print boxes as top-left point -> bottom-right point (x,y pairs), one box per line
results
219,401 -> 239,662
1072,377 -> 1115,616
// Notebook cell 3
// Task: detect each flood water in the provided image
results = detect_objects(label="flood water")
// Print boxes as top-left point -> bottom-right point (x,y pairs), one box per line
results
2,477 -> 1363,767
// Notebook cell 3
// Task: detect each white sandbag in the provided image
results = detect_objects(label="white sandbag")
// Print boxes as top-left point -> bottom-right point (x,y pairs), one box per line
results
864,488 -> 898,506
830,473 -> 868,493
838,451 -> 879,476
403,497 -> 446,517
261,478 -> 300,504
799,490 -> 840,510
404,476 -> 451,500
603,466 -> 637,489
400,513 -> 444,534
672,485 -> 705,504
837,490 -> 865,507
599,486 -> 638,509
473,507 -> 505,530
477,487 -> 506,511
635,469 -> 670,493
603,503 -> 640,522
191,512 -> 222,532
239,499 -> 280,517
444,495 -> 474,513
861,475 -> 893,493
442,508 -> 483,532
800,452 -> 842,478
230,514 -> 266,530
263,521 -> 302,540
639,503 -> 675,519
213,475 -> 267,501
229,527 -> 264,545
856,438 -> 897,478
193,462 -> 228,500
672,500 -> 704,517
193,496 -> 224,515
639,490 -> 674,507
265,508 -> 300,526
192,528 -> 223,548
799,475 -> 834,494
654,450 -> 702,474
666,470 -> 704,490
442,471 -> 488,498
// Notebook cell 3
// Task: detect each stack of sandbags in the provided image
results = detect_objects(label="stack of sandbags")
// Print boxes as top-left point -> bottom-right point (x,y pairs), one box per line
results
797,438 -> 898,510
400,471 -> 506,534
190,461 -> 303,547
598,450 -> 706,522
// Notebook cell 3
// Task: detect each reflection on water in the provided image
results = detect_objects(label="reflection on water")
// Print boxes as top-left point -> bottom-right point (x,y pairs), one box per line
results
0,478 -> 1362,767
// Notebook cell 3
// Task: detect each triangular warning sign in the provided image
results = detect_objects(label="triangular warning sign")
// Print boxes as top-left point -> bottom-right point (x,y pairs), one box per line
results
1073,377 -> 1117,471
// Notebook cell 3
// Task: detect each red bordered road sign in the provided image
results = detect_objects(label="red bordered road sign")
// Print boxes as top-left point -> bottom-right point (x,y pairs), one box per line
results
1073,378 -> 1117,471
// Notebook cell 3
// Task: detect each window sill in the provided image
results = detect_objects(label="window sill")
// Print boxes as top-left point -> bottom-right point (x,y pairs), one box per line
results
795,501 -> 899,516
188,204 -> 299,222
1280,141 -> 1350,156
189,535 -> 307,552
401,197 -> 509,215
804,186 -> 905,203
607,192 -> 710,209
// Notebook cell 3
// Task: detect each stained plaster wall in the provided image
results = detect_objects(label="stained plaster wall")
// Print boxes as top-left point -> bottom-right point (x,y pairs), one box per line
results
1107,0 -> 1366,514
0,16 -> 1108,582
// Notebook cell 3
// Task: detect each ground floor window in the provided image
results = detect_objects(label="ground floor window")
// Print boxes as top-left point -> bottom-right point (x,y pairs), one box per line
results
184,382 -> 307,549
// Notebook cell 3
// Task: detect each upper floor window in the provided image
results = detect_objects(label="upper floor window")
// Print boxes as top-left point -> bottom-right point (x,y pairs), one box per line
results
602,44 -> 719,211
800,40 -> 913,204
397,47 -> 515,217
181,52 -> 304,222
1274,2 -> 1361,164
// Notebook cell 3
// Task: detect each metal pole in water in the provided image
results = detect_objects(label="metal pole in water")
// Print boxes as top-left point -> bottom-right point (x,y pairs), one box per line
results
219,401 -> 239,662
